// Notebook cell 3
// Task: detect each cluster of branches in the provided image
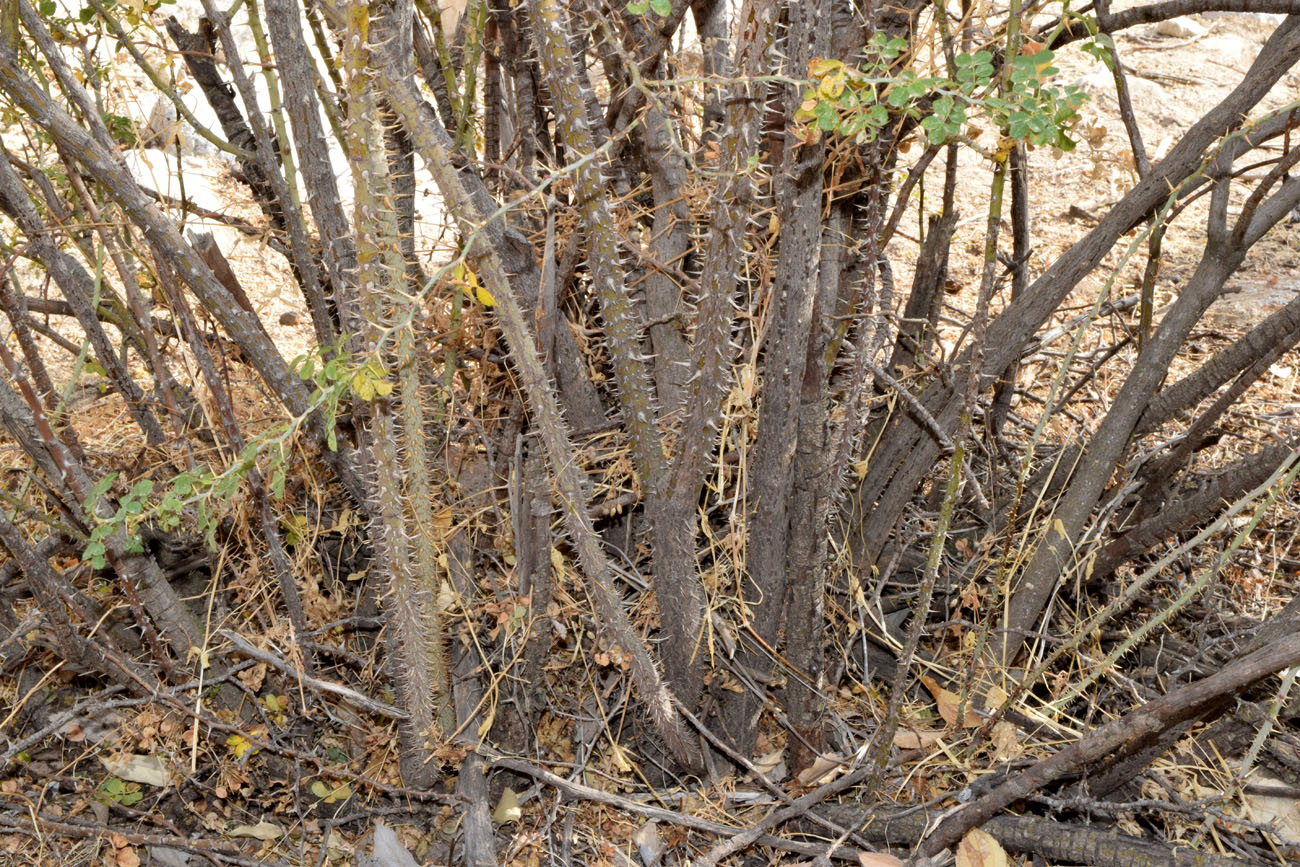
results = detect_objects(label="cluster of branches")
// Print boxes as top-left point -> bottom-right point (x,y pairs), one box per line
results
3,0 -> 1300,862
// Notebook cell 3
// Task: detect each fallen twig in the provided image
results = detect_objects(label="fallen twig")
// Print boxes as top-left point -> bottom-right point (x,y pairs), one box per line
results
218,629 -> 406,720
917,628 -> 1300,856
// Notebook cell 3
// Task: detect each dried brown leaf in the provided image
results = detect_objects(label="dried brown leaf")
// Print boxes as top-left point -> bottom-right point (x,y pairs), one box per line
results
955,827 -> 1008,867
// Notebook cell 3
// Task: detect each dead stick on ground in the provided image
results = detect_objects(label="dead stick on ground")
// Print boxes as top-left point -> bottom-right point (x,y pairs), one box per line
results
918,625 -> 1300,856
218,629 -> 406,720
485,753 -> 865,862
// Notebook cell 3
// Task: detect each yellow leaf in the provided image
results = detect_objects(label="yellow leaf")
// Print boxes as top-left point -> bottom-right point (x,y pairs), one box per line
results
310,779 -> 351,804
352,372 -> 375,401
454,262 -> 494,306
492,787 -> 522,824
226,734 -> 257,760
476,705 -> 496,739
955,827 -> 1008,867
1053,518 -> 1069,540
808,57 -> 843,77
372,377 -> 394,397
819,73 -> 846,99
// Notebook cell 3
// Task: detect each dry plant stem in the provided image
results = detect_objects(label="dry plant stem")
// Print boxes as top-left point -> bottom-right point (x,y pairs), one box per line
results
849,17 -> 1300,571
918,627 -> 1300,857
605,0 -> 693,135
651,0 -> 777,704
1094,440 -> 1300,577
1139,288 -> 1300,435
983,441 -> 1300,741
1003,131 -> 1300,663
0,43 -> 367,502
987,143 -> 1029,443
889,209 -> 957,375
0,275 -> 58,413
19,4 -> 188,432
812,805 -> 1256,867
153,261 -> 316,679
412,0 -> 462,135
0,332 -> 202,670
376,0 -> 453,737
782,200 -> 853,769
1049,1 -> 1300,50
732,0 -> 830,757
375,51 -> 700,771
0,510 -> 142,689
526,0 -> 666,493
49,0 -> 238,160
77,197 -> 190,442
1138,320 -> 1299,494
693,761 -> 879,866
189,0 -> 336,343
675,703 -> 870,848
964,0 -> 1018,423
0,355 -> 78,504
515,442 -> 553,720
0,153 -> 166,446
263,0 -> 356,340
871,445 -> 963,776
580,8 -> 694,411
1061,449 -> 1300,709
448,536 -> 497,867
0,812 -> 273,867
690,0 -> 733,142
375,0 -> 422,283
334,0 -> 443,788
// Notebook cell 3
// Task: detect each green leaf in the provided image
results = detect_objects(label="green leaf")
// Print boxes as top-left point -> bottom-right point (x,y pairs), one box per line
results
626,0 -> 648,13
815,102 -> 838,131
648,0 -> 671,15
84,540 -> 107,569
89,473 -> 118,503
921,115 -> 946,143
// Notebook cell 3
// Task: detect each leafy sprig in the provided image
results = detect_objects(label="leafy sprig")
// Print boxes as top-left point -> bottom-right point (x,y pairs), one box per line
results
794,35 -> 1087,151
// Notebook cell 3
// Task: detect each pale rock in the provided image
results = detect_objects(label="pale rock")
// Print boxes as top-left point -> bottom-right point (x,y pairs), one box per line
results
1156,18 -> 1207,39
